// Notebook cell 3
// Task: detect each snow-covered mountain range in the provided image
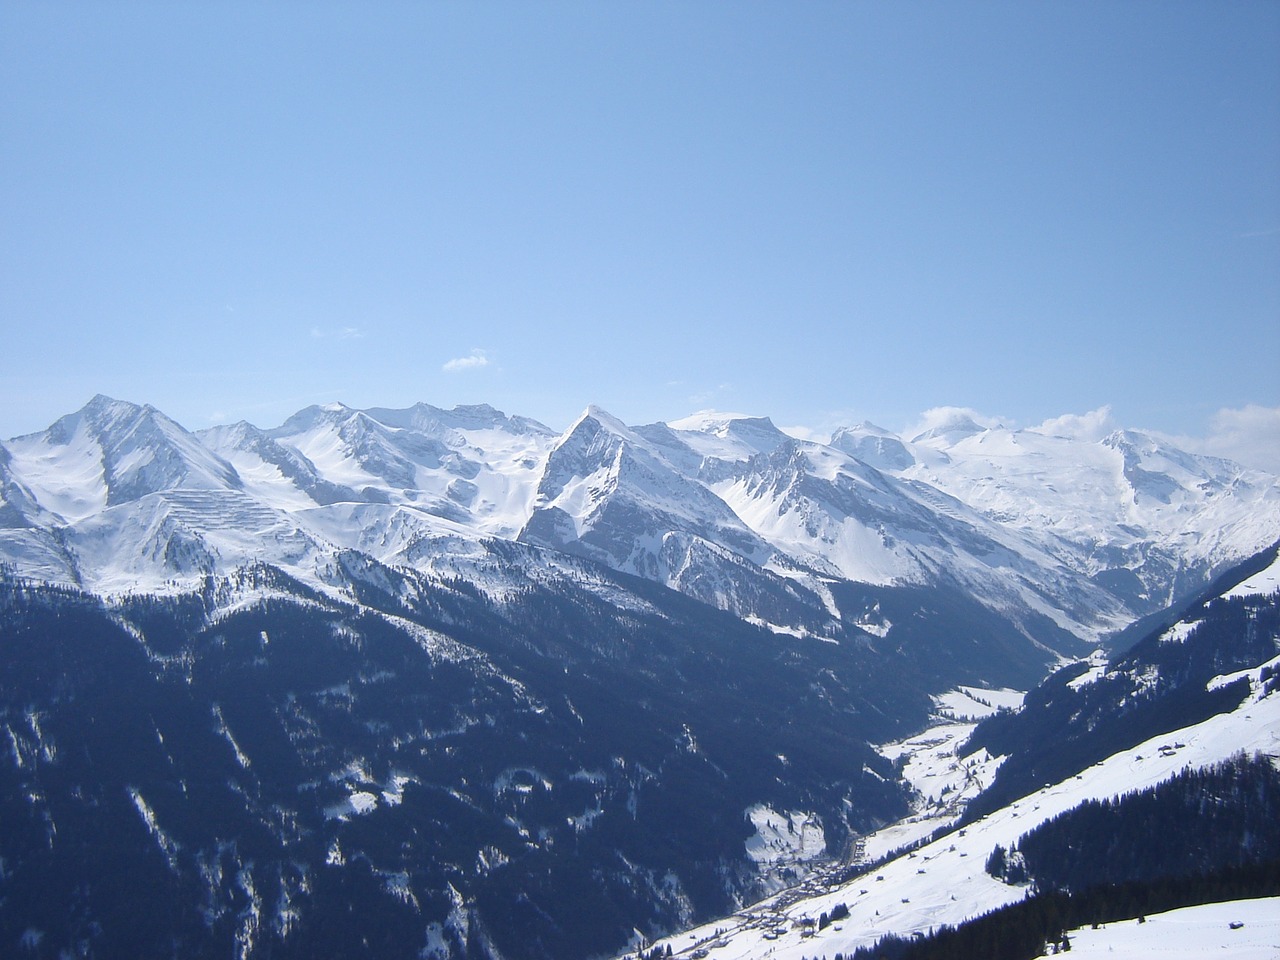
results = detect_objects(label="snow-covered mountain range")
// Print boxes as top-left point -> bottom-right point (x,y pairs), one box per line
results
2,396 -> 1276,651
2,394 -> 1278,960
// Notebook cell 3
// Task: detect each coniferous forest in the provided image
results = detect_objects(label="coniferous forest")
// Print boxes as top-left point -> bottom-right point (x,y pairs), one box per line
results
1013,753 -> 1280,893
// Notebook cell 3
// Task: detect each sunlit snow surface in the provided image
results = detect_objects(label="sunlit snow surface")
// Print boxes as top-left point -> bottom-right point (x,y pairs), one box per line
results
898,422 -> 1280,600
1226,551 -> 1280,599
743,806 -> 826,865
931,685 -> 1025,721
5,417 -> 109,522
1067,649 -> 1110,689
323,791 -> 379,821
1037,897 -> 1280,959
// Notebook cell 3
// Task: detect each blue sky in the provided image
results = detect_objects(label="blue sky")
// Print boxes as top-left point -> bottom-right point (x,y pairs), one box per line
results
2,2 -> 1277,465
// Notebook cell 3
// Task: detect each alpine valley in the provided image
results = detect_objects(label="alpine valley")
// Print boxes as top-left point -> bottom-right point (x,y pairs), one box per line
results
1,395 -> 1277,960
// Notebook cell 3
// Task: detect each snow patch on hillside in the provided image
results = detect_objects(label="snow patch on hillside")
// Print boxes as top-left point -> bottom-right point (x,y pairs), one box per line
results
870,704 -> 1015,859
1159,620 -> 1199,645
743,806 -> 826,865
324,791 -> 379,820
1227,551 -> 1280,599
932,686 -> 1024,721
1068,650 -> 1109,689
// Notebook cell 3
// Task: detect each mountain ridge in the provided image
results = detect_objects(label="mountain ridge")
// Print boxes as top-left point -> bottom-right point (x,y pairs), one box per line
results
2,395 -> 1276,652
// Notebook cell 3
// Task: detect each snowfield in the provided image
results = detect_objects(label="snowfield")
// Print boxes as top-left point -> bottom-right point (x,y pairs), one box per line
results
1037,896 -> 1280,959
866,688 -> 1025,860
1227,551 -> 1280,600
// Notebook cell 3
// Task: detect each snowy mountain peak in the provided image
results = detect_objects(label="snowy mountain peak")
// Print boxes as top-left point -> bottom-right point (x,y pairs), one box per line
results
573,403 -> 634,437
342,402 -> 534,440
42,393 -> 152,444
829,422 -> 917,472
719,416 -> 788,455
665,409 -> 752,432
448,401 -> 548,433
834,419 -> 897,440
13,395 -> 243,513
530,406 -> 666,516
666,410 -> 781,441
272,402 -> 354,435
661,410 -> 790,465
521,405 -> 775,585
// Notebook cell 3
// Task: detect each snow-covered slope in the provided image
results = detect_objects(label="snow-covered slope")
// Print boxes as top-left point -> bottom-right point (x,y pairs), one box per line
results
0,398 -> 558,595
8,394 -> 242,515
519,406 -> 771,576
257,401 -> 554,536
0,395 -> 285,591
851,414 -> 1280,614
704,437 -> 1131,640
1037,897 -> 1280,959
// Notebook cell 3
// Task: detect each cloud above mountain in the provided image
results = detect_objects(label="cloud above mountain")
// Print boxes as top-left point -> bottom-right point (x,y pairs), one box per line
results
1170,405 -> 1280,474
896,403 -> 1278,474
1031,407 -> 1117,442
442,349 -> 490,373
906,406 -> 1007,442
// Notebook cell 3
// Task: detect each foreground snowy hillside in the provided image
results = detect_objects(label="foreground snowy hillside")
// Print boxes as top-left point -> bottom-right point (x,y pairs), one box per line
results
1035,897 -> 1280,959
625,552 -> 1280,960
625,679 -> 1279,959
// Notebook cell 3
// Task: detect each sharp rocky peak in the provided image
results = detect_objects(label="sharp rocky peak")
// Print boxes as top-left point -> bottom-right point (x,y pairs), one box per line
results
572,404 -> 633,436
29,395 -> 244,506
270,402 -> 356,435
37,394 -> 160,443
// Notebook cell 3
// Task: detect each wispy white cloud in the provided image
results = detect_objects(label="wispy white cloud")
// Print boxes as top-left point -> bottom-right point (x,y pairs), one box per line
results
1030,406 -> 1116,442
442,349 -> 490,373
310,326 -> 363,340
1164,405 -> 1280,474
687,382 -> 732,407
